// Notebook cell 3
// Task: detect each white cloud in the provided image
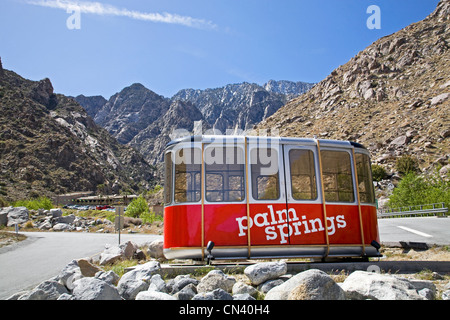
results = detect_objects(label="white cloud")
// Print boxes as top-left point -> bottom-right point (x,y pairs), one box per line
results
26,0 -> 217,29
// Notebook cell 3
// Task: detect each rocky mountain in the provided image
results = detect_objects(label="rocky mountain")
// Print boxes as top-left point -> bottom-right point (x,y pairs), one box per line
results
173,82 -> 285,133
257,0 -> 450,174
0,65 -> 156,202
93,83 -> 171,145
129,99 -> 208,165
72,94 -> 107,119
263,80 -> 315,99
75,80 -> 313,166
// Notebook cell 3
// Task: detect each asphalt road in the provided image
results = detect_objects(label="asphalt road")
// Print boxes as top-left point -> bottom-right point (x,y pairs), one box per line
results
0,232 -> 162,300
378,216 -> 450,246
0,216 -> 448,300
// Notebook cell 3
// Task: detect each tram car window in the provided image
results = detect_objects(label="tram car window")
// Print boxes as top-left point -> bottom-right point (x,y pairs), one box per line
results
355,153 -> 376,204
174,148 -> 202,203
251,148 -> 280,200
321,150 -> 354,203
289,149 -> 317,200
205,146 -> 245,202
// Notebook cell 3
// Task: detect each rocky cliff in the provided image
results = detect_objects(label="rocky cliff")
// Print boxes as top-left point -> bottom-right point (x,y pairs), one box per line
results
172,81 -> 313,133
0,68 -> 156,201
257,0 -> 450,174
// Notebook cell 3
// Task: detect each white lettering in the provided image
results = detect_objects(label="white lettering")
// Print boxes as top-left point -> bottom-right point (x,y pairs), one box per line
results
235,206 -> 348,244
327,216 -> 336,235
268,205 -> 277,225
254,212 -> 270,227
302,215 -> 311,233
292,221 -> 302,235
236,216 -> 249,237
336,215 -> 347,229
277,224 -> 292,244
265,226 -> 277,240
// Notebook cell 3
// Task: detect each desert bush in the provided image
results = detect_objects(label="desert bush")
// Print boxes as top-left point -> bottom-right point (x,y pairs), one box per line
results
396,155 -> 420,176
371,164 -> 387,182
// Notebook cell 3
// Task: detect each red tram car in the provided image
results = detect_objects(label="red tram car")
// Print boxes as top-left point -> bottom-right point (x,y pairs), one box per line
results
163,135 -> 380,261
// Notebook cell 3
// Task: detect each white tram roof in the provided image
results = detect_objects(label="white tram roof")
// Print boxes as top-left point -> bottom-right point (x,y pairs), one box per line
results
166,135 -> 367,151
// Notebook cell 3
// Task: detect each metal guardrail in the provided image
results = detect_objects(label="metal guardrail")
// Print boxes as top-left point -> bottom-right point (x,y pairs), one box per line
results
377,202 -> 448,218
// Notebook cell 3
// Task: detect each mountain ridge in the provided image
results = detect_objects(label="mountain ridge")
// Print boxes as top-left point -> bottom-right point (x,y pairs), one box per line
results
74,79 -> 314,166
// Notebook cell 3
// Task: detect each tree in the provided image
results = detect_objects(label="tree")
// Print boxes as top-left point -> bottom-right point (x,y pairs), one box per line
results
125,195 -> 149,218
388,172 -> 450,209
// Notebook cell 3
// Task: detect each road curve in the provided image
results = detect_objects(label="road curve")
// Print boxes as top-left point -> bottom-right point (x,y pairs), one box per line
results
0,231 -> 162,300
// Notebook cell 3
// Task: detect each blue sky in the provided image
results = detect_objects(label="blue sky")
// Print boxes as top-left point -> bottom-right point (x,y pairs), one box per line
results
0,0 -> 440,99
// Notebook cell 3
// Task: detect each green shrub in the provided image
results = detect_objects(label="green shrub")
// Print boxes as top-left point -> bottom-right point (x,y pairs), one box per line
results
13,197 -> 54,210
372,164 -> 387,182
388,172 -> 450,209
125,195 -> 149,218
140,211 -> 163,224
396,155 -> 420,176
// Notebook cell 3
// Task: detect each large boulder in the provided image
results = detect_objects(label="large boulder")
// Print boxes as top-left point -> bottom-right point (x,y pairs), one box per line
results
117,261 -> 161,300
244,261 -> 287,286
52,223 -> 73,231
148,274 -> 168,293
0,206 -> 29,226
197,270 -> 236,293
340,271 -> 424,300
54,214 -> 76,224
147,239 -> 165,260
99,241 -> 138,265
72,277 -> 121,300
265,269 -> 345,300
232,281 -> 259,298
95,270 -> 120,286
18,280 -> 68,300
56,260 -> 82,289
168,274 -> 199,294
49,208 -> 63,218
77,258 -> 102,277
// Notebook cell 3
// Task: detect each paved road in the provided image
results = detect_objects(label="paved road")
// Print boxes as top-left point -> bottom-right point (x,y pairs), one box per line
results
378,216 -> 450,246
0,232 -> 162,300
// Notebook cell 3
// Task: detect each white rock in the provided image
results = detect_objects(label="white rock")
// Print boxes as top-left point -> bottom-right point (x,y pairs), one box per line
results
232,281 -> 258,297
430,92 -> 449,106
72,277 -> 121,300
18,280 -> 68,300
117,261 -> 161,300
197,270 -> 236,293
340,271 -> 424,300
265,269 -> 345,300
244,261 -> 287,286
135,291 -> 176,300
